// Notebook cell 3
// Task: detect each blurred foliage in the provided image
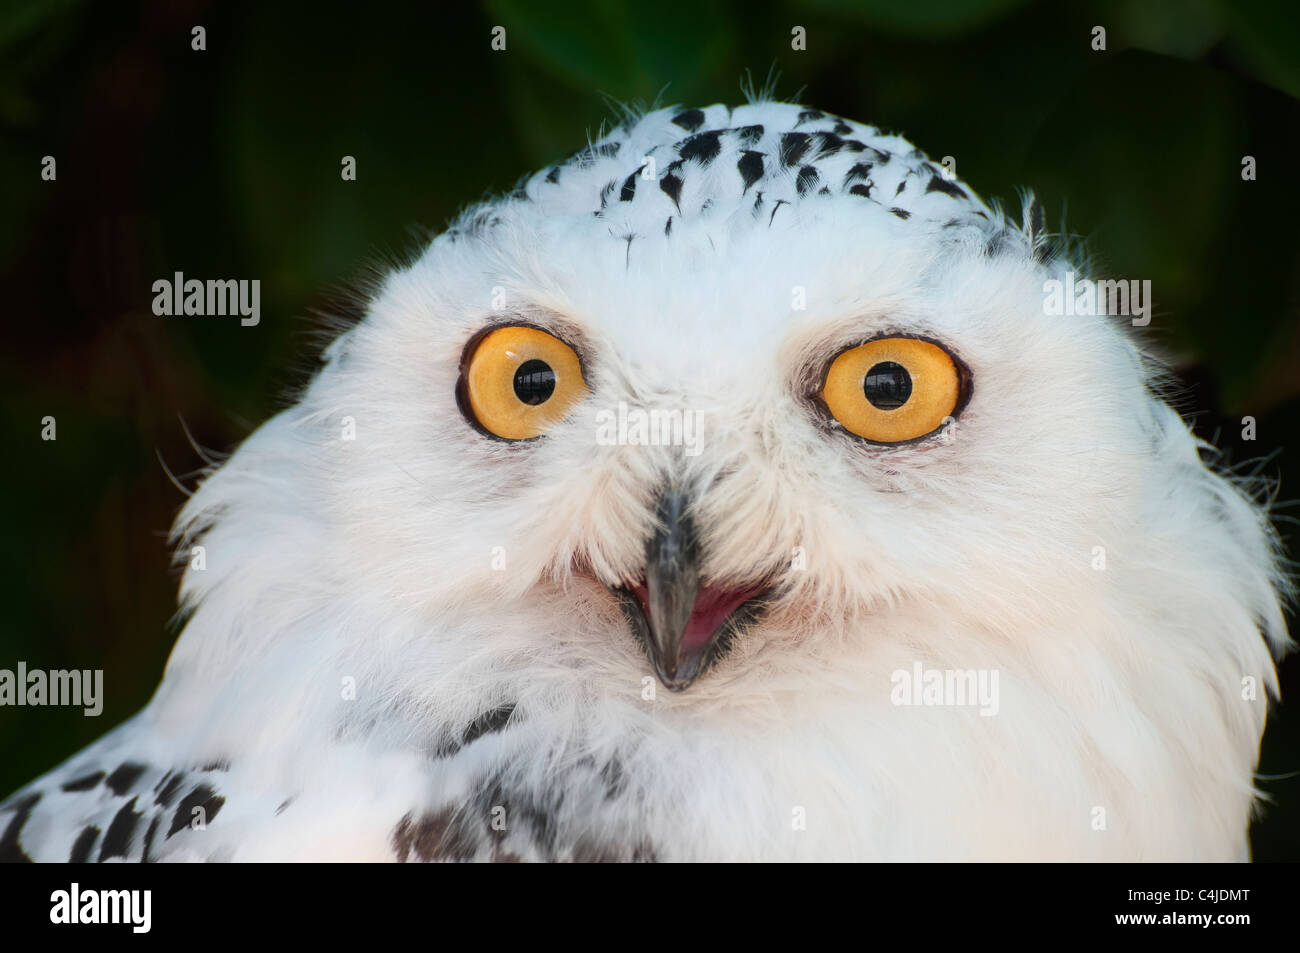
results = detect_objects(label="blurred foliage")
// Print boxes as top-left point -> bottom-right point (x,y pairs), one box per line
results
0,0 -> 1297,859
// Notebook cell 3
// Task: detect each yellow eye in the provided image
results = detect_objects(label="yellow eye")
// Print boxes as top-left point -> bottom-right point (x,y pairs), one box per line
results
819,337 -> 965,443
458,325 -> 588,440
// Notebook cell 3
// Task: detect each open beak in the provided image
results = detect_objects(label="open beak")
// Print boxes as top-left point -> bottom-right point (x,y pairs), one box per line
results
614,488 -> 770,691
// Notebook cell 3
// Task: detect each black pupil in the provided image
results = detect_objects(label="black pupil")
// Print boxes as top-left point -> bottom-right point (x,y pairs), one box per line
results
863,361 -> 912,410
513,359 -> 556,405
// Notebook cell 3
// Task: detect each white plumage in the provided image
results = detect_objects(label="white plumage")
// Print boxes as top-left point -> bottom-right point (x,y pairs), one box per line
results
2,101 -> 1290,861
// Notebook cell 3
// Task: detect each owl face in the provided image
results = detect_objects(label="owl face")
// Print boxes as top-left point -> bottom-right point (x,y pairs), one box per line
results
307,103 -> 1157,699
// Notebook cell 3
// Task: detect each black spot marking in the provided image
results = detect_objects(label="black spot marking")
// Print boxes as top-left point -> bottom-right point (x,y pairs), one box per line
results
734,124 -> 763,144
200,759 -> 230,773
664,216 -> 673,235
434,704 -> 518,759
984,229 -> 1014,257
599,178 -> 617,209
659,170 -> 683,212
155,773 -> 185,808
678,131 -> 722,165
600,760 -> 627,800
812,132 -> 845,157
890,207 -> 911,219
99,797 -> 142,861
275,799 -> 293,816
796,165 -> 820,196
796,108 -> 825,124
926,174 -> 968,199
62,771 -> 105,792
779,132 -> 811,167
768,199 -> 789,227
737,150 -> 764,192
140,816 -> 159,863
752,191 -> 764,216
895,181 -> 906,196
466,210 -> 502,233
392,809 -> 478,862
482,784 -> 559,856
849,184 -> 873,198
397,771 -> 657,862
672,108 -> 705,132
544,167 -> 560,185
0,793 -> 40,862
818,186 -> 830,194
844,162 -> 873,185
620,171 -> 638,202
105,762 -> 146,796
69,825 -> 99,863
839,138 -> 868,153
833,120 -> 853,135
462,705 -> 516,746
166,784 -> 224,839
509,187 -> 528,201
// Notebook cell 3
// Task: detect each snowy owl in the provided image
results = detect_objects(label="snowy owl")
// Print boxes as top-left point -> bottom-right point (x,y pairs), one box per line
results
1,102 -> 1290,862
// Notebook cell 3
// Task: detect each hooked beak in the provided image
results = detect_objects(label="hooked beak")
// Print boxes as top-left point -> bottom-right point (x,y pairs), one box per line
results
614,488 -> 771,691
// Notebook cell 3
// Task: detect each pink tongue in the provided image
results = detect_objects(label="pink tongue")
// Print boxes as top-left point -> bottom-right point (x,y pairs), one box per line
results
633,582 -> 763,655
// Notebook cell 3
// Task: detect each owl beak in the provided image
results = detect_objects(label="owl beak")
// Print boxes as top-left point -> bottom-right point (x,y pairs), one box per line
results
641,488 -> 703,690
614,488 -> 769,692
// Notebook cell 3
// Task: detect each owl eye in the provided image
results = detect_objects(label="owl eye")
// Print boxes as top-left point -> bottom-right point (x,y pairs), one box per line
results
819,337 -> 966,443
458,325 -> 588,440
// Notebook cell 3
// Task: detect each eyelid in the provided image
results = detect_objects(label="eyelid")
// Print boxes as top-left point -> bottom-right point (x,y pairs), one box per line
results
463,314 -> 595,376
818,333 -> 973,398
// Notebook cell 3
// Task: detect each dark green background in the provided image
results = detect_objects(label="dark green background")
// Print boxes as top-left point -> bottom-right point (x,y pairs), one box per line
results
1,0 -> 1297,859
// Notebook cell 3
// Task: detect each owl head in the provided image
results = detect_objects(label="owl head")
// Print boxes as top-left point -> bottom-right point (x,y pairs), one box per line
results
169,103 -> 1287,793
